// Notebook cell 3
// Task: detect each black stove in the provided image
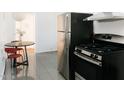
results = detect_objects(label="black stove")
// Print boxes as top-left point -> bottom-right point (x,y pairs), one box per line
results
74,34 -> 124,80
77,43 -> 122,54
74,41 -> 124,80
74,42 -> 124,67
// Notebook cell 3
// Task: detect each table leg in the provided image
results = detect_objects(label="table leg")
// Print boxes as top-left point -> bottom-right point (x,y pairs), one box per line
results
13,46 -> 17,67
13,59 -> 16,67
24,46 -> 29,65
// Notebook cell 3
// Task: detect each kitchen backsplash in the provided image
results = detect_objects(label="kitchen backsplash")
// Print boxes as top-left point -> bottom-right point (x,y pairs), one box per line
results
94,20 -> 124,36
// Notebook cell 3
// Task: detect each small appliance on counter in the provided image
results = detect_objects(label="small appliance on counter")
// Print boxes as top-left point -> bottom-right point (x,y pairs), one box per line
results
74,34 -> 124,80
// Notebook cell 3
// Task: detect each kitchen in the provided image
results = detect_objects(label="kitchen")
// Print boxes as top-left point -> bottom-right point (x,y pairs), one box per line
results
1,12 -> 124,80
1,1 -> 124,93
57,12 -> 124,80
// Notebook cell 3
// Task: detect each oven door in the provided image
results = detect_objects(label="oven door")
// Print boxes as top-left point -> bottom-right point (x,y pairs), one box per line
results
74,52 -> 103,80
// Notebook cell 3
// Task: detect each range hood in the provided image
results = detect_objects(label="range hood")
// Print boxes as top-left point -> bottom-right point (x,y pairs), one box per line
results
84,12 -> 124,22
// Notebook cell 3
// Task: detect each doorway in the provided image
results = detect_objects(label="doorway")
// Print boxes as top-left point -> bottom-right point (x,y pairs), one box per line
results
15,13 -> 36,52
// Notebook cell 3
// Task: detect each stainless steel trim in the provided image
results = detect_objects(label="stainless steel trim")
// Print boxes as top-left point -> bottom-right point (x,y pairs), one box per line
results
81,50 -> 102,61
74,51 -> 102,67
75,47 -> 102,61
75,72 -> 85,80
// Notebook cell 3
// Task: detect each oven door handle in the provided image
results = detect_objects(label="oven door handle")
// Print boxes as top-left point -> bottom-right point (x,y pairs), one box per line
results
74,52 -> 102,67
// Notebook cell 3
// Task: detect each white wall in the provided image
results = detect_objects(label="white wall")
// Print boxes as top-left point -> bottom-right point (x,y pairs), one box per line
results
94,20 -> 124,36
16,13 -> 35,45
0,13 -> 15,79
36,12 -> 62,53
0,13 -> 15,59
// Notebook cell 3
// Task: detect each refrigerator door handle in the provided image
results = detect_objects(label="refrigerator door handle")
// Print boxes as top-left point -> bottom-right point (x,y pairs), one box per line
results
58,31 -> 65,33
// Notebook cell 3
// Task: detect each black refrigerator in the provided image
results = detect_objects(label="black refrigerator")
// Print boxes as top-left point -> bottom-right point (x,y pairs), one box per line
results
57,12 -> 93,80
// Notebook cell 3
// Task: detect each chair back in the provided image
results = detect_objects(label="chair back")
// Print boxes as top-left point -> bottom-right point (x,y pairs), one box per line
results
5,48 -> 17,54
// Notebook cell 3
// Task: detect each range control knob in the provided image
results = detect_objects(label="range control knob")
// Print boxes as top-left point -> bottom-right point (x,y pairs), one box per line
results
95,55 -> 98,59
91,54 -> 95,58
90,54 -> 93,57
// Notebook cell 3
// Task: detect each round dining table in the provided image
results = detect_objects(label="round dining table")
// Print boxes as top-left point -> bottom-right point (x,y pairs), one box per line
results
5,41 -> 35,67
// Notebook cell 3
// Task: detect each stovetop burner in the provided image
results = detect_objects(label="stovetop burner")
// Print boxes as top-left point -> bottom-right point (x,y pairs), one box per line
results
74,42 -> 124,64
78,42 -> 123,54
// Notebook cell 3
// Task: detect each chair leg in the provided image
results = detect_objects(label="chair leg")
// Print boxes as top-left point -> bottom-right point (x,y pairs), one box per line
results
22,49 -> 25,60
21,55 -> 23,63
11,59 -> 13,68
4,58 -> 8,80
11,59 -> 13,80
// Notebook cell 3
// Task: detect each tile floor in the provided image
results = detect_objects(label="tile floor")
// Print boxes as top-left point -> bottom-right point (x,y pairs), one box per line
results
3,51 -> 65,80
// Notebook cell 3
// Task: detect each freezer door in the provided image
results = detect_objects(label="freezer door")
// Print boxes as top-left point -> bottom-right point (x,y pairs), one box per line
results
65,13 -> 71,32
57,13 -> 71,32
